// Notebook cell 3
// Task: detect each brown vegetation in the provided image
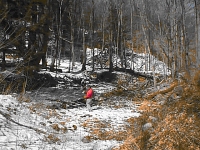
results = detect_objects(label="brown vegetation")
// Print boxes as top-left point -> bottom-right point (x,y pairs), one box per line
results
113,71 -> 200,150
45,134 -> 60,143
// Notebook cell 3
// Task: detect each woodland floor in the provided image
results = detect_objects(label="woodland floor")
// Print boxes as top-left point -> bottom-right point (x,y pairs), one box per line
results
0,67 -> 200,150
0,78 -> 142,150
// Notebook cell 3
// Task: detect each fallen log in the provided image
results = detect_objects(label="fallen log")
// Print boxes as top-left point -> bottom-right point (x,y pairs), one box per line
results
146,80 -> 178,100
114,67 -> 154,80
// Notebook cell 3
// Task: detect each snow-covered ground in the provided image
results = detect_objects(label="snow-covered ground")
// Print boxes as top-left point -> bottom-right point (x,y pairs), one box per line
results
0,48 -> 169,149
0,93 -> 140,150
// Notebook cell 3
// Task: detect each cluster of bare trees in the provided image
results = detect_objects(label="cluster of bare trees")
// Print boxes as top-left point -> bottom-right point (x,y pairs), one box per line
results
0,0 -> 200,76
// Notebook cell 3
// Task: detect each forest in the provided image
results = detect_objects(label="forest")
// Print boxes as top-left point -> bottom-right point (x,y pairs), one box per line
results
0,0 -> 200,149
0,0 -> 200,76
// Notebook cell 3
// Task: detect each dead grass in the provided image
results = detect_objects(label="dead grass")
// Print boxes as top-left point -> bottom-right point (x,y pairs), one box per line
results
51,124 -> 60,132
17,95 -> 31,103
115,73 -> 200,150
52,122 -> 68,133
28,103 -> 44,113
45,134 -> 60,143
149,111 -> 200,150
104,88 -> 124,98
82,118 -> 127,141
61,127 -> 68,133
91,129 -> 127,141
117,101 -> 200,149
1,79 -> 26,94
59,121 -> 66,126
47,109 -> 60,119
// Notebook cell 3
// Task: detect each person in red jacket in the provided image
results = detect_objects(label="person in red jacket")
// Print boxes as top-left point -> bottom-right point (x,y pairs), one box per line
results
84,86 -> 94,111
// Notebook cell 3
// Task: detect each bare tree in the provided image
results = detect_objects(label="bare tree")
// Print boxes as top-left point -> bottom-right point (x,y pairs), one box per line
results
130,0 -> 134,71
81,0 -> 87,71
57,0 -> 63,66
194,0 -> 200,69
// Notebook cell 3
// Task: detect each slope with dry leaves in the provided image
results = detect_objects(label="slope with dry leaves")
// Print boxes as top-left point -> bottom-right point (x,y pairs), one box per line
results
113,71 -> 200,150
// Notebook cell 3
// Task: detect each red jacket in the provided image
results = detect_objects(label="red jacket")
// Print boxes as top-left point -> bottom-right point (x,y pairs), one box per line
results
85,88 -> 93,99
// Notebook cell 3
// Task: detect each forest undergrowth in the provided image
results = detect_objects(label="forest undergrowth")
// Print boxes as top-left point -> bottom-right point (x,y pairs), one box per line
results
82,70 -> 200,150
109,70 -> 200,150
0,69 -> 200,149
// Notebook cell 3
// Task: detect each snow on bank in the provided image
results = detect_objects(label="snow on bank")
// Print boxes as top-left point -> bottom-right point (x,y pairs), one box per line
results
42,48 -> 170,79
0,94 -> 140,150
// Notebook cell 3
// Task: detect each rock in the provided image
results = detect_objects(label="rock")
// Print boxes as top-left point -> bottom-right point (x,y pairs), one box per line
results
93,140 -> 118,150
149,116 -> 158,122
142,123 -> 153,131
81,136 -> 92,143
154,94 -> 163,101
167,93 -> 181,104
158,100 -> 166,105
174,85 -> 183,96
94,96 -> 99,100
72,125 -> 77,130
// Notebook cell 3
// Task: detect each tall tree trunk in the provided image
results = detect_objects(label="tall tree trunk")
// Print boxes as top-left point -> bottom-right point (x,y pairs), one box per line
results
100,21 -> 104,69
1,50 -> 6,71
58,0 -> 63,66
123,37 -> 127,69
141,23 -> 151,70
71,27 -> 75,70
100,12 -> 105,69
116,6 -> 120,68
81,0 -> 86,71
120,4 -> 123,68
194,0 -> 200,69
50,49 -> 57,72
41,33 -> 48,68
50,11 -> 58,72
92,0 -> 95,72
108,1 -> 114,72
152,64 -> 157,89
180,0 -> 188,71
81,28 -> 86,71
109,40 -> 113,73
130,0 -> 134,71
68,0 -> 75,72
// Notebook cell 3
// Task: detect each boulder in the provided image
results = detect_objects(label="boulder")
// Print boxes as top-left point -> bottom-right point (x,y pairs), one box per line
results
142,122 -> 153,131
173,85 -> 183,96
81,136 -> 92,143
148,116 -> 158,122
